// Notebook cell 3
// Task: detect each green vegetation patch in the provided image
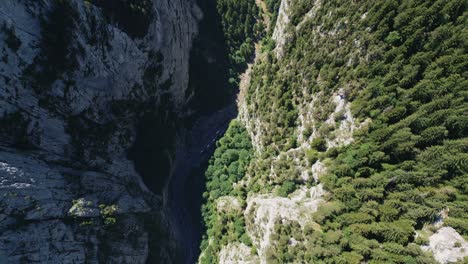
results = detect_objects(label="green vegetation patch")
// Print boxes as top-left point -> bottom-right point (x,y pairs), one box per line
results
200,120 -> 253,263
204,0 -> 468,262
216,0 -> 262,84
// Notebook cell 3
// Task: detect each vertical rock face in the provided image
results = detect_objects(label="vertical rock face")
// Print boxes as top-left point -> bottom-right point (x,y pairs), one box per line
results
0,0 -> 199,262
271,0 -> 291,58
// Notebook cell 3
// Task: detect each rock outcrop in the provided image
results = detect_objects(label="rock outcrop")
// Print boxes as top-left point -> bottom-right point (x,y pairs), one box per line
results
218,243 -> 259,264
423,227 -> 468,264
271,0 -> 291,58
245,185 -> 325,263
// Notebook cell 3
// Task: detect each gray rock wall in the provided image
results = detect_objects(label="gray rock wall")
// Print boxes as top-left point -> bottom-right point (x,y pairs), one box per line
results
0,0 -> 200,262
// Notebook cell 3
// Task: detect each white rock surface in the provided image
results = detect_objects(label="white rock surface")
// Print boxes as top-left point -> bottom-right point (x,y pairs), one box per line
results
325,89 -> 369,148
272,0 -> 291,58
311,160 -> 327,181
219,243 -> 260,264
216,196 -> 242,214
245,185 -> 325,264
422,227 -> 468,264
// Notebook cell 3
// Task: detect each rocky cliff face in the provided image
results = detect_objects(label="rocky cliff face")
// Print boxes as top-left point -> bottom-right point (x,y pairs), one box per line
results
0,0 -> 201,262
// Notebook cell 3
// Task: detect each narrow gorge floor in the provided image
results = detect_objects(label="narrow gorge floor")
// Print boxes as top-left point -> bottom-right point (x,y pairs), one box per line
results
166,0 -> 270,262
168,103 -> 237,263
165,0 -> 236,262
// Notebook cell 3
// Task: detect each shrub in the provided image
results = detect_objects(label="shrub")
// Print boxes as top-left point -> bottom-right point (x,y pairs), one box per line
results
99,204 -> 119,226
276,180 -> 297,197
306,149 -> 319,164
385,31 -> 401,46
445,218 -> 468,236
311,137 -> 327,152
418,126 -> 448,146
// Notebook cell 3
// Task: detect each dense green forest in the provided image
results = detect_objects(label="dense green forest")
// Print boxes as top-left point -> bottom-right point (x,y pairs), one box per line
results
265,0 -> 280,30
216,0 -> 261,85
199,121 -> 253,263
201,0 -> 467,263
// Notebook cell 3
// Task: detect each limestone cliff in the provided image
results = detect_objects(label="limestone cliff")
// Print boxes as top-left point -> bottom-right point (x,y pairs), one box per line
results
0,0 -> 200,262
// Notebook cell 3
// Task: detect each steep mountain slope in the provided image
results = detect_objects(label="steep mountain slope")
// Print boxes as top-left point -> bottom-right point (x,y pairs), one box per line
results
1,0 -> 466,263
200,0 -> 467,263
0,0 -> 205,262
